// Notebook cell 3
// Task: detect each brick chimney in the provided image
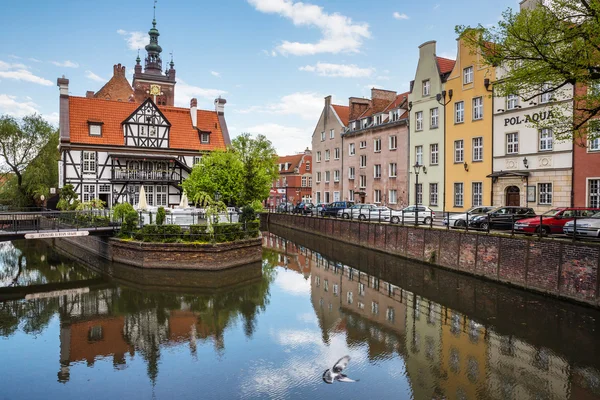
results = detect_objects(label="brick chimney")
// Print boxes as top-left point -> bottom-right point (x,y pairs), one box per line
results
57,76 -> 70,143
349,97 -> 370,121
371,88 -> 397,113
86,91 -> 95,98
215,97 -> 226,115
190,98 -> 197,128
113,63 -> 126,77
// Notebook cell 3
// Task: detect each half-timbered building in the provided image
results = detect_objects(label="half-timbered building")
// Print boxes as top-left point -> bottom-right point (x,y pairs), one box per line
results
56,15 -> 229,207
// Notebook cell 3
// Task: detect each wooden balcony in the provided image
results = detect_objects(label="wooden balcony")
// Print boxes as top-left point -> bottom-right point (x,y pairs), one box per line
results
111,169 -> 181,183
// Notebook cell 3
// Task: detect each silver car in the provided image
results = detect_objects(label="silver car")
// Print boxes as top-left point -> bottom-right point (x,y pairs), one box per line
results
443,206 -> 494,227
563,212 -> 600,237
396,205 -> 436,225
337,204 -> 378,219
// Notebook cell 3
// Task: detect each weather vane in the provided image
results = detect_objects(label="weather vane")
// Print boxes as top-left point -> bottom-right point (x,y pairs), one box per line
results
153,0 -> 157,19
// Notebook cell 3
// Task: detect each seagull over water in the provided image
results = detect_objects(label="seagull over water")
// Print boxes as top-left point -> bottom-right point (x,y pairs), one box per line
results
322,356 -> 359,384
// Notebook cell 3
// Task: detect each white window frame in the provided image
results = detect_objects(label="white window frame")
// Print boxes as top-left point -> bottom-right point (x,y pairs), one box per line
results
349,143 -> 356,156
334,147 -> 340,160
348,166 -> 355,179
455,101 -> 464,123
463,66 -> 474,84
374,138 -> 381,153
389,163 -> 397,178
389,135 -> 397,150
302,176 -> 308,187
83,151 -> 96,174
330,129 -> 335,139
359,175 -> 367,189
374,164 -> 381,179
454,183 -> 464,207
89,124 -> 102,137
540,83 -> 552,104
374,190 -> 381,204
472,137 -> 483,161
415,146 -> 423,165
334,170 -> 340,182
321,131 -> 325,141
507,94 -> 519,110
359,141 -> 367,149
430,107 -> 439,128
316,151 -> 321,162
415,111 -> 423,131
316,172 -> 321,183
82,184 -> 96,203
507,132 -> 519,154
389,190 -> 397,205
430,183 -> 438,206
416,183 -> 423,205
423,80 -> 430,96
325,149 -> 330,161
588,179 -> 600,207
325,171 -> 330,183
539,128 -> 553,151
473,97 -> 483,120
454,140 -> 464,163
201,133 -> 210,143
360,155 -> 367,168
430,144 -> 439,165
472,182 -> 483,207
538,183 -> 553,205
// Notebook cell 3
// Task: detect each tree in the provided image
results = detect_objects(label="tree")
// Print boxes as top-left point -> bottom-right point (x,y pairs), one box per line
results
457,1 -> 600,143
21,131 -> 59,202
56,184 -> 79,211
181,150 -> 244,206
0,114 -> 56,195
231,133 -> 278,205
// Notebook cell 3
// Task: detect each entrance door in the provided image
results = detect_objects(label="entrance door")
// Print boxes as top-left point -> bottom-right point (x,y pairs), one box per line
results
98,193 -> 110,208
505,186 -> 520,206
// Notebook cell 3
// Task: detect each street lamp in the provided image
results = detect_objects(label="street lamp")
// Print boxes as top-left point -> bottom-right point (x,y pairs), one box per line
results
413,162 -> 422,226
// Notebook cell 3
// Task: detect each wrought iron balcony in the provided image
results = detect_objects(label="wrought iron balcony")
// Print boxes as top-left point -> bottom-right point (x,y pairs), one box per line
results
111,169 -> 180,182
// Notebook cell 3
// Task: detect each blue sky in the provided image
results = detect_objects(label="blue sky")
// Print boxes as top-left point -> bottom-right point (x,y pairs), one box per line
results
0,0 -> 518,155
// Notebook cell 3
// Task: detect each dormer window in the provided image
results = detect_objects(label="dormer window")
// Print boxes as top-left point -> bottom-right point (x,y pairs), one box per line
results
200,132 -> 210,143
88,121 -> 103,137
375,115 -> 383,125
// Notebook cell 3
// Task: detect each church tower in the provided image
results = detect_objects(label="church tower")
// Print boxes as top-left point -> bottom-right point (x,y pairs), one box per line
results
132,4 -> 176,106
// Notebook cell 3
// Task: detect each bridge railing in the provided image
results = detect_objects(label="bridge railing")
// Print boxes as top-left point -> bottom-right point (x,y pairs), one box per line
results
0,210 -> 119,233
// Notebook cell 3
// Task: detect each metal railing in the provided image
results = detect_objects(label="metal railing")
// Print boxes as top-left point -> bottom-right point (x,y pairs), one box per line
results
111,169 -> 181,182
0,209 -> 118,234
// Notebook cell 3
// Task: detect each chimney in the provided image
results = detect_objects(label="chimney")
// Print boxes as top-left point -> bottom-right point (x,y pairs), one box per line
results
349,97 -> 370,121
86,91 -> 95,98
215,97 -> 226,115
305,147 -> 311,155
57,76 -> 70,143
190,98 -> 197,128
324,95 -> 332,108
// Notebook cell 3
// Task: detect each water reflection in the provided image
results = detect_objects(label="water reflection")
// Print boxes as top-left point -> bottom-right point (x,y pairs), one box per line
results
0,234 -> 599,399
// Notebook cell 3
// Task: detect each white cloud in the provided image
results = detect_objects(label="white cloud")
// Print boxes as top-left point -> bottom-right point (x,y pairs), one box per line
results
8,55 -> 21,60
43,112 -> 59,126
393,12 -> 409,20
0,94 -> 39,117
117,29 -> 147,50
28,58 -> 41,63
299,62 -> 374,78
238,92 -> 323,121
243,123 -> 311,156
275,270 -> 311,295
0,61 -> 52,86
248,0 -> 370,55
376,76 -> 390,81
364,84 -> 384,90
85,70 -> 106,83
174,78 -> 227,107
51,60 -> 79,68
210,71 -> 221,78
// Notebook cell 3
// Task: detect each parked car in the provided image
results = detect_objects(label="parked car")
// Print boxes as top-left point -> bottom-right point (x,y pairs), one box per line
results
563,211 -> 600,237
469,206 -> 536,230
443,206 -> 494,227
277,202 -> 293,213
351,206 -> 394,222
395,205 -> 436,225
293,202 -> 315,215
337,204 -> 377,219
315,203 -> 327,215
514,208 -> 600,235
322,201 -> 355,217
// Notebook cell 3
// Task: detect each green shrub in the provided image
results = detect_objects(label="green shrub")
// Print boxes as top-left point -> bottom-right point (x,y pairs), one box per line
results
121,209 -> 140,236
135,224 -> 182,242
213,223 -> 244,242
113,203 -> 135,222
156,206 -> 166,225
189,224 -> 210,242
239,205 -> 256,225
245,221 -> 260,238
160,224 -> 182,243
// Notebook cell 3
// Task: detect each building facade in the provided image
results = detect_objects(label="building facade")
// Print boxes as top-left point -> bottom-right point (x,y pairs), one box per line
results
408,41 -> 455,212
311,96 -> 349,204
444,33 -> 495,212
269,150 -> 312,206
343,88 -> 410,207
57,17 -> 229,207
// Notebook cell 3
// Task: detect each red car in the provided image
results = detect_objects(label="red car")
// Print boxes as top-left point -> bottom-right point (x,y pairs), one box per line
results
514,208 -> 600,235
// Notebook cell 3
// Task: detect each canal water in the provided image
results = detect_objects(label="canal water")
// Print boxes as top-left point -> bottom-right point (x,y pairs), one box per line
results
1,229 -> 599,400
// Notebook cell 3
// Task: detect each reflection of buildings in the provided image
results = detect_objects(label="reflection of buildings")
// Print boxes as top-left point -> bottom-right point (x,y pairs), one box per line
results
263,234 -> 311,278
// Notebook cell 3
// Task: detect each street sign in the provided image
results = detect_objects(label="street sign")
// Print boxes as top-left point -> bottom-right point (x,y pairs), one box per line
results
25,231 -> 90,239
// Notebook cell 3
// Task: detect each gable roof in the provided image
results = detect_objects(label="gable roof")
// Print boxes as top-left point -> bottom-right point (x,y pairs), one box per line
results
277,154 -> 305,174
331,104 -> 349,126
436,57 -> 456,75
68,97 -> 226,151
384,91 -> 410,112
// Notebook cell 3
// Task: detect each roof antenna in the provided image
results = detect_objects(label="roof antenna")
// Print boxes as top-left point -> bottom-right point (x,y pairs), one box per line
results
153,0 -> 157,20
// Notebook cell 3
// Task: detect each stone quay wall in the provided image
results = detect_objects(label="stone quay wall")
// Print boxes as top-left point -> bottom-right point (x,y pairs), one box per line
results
262,213 -> 600,308
53,234 -> 263,270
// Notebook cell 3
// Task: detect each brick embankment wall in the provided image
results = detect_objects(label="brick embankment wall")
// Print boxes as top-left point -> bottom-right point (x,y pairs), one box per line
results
262,213 -> 600,308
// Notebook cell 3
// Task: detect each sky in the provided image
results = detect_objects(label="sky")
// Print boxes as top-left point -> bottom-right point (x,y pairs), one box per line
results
0,0 -> 519,156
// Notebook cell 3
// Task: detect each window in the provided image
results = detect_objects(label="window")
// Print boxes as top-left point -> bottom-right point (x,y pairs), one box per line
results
389,135 -> 397,150
540,83 -> 552,104
539,183 -> 552,204
507,94 -> 519,110
454,140 -> 464,163
82,184 -> 95,203
349,143 -> 356,155
374,138 -> 381,153
330,129 -> 335,139
316,192 -> 321,203
375,114 -> 383,125
348,167 -> 355,179
473,97 -> 483,120
201,133 -> 210,143
539,128 -> 553,151
308,177 -> 312,186
193,156 -> 202,166
302,176 -> 308,187
321,131 -> 325,141
334,147 -> 340,160
156,185 -> 168,206
423,80 -> 430,96
99,184 -> 110,193
472,182 -> 482,206
305,161 -> 310,171
316,151 -> 321,162
416,184 -> 423,205
360,141 -> 367,149
455,101 -> 464,123
362,118 -> 370,129
374,164 -> 381,179
590,138 -> 600,151
348,190 -> 354,200
360,155 -> 367,168
472,137 -> 483,161
430,144 -> 439,165
374,190 -> 381,204
359,282 -> 365,296
589,179 -> 600,207
144,185 -> 154,206
347,291 -> 353,304
325,171 -> 330,183
430,183 -> 438,206
390,109 -> 400,122
415,111 -> 423,131
463,66 -> 474,84
325,150 -> 330,161
89,124 -> 102,136
415,146 -> 423,165
324,192 -> 330,203
386,307 -> 395,322
454,183 -> 464,207
359,175 -> 367,189
389,190 -> 397,204
316,172 -> 321,183
389,163 -> 397,178
83,151 -> 96,174
372,301 -> 379,315
334,170 -> 340,182
506,133 -> 519,154
430,108 -> 439,128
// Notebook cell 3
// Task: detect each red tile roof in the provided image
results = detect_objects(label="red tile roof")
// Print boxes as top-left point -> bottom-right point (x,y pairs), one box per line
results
277,154 -> 304,173
68,97 -> 226,151
331,104 -> 349,126
437,57 -> 456,74
384,91 -> 410,112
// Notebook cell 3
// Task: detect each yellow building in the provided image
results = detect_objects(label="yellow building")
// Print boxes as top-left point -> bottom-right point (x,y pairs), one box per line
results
445,32 -> 495,214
